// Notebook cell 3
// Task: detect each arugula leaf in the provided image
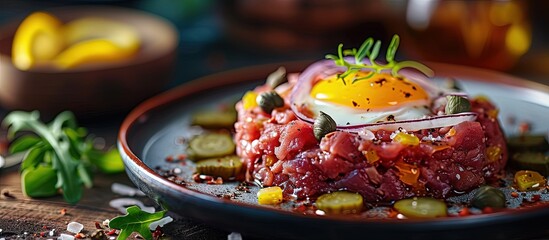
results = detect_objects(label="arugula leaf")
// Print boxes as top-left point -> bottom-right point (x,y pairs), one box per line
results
21,165 -> 58,197
2,110 -> 114,204
20,143 -> 47,171
9,135 -> 41,153
109,206 -> 167,240
3,111 -> 82,204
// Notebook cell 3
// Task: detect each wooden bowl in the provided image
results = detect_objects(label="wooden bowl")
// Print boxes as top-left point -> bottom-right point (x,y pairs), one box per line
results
0,6 -> 178,117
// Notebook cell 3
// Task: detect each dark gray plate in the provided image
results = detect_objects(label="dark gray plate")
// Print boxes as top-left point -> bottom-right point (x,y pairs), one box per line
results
118,62 -> 549,240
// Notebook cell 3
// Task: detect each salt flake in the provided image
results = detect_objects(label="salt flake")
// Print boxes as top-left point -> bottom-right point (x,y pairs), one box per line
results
109,198 -> 155,214
57,234 -> 74,240
67,221 -> 84,233
111,183 -> 145,197
227,232 -> 242,240
148,216 -> 174,230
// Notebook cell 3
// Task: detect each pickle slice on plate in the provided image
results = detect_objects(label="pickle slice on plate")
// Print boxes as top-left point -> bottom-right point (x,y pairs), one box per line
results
394,197 -> 447,218
507,135 -> 549,153
511,152 -> 549,176
191,111 -> 237,129
187,132 -> 235,160
514,170 -> 546,191
315,191 -> 363,214
195,155 -> 242,180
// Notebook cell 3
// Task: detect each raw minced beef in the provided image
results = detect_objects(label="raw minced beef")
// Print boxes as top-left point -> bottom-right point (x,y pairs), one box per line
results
234,85 -> 507,202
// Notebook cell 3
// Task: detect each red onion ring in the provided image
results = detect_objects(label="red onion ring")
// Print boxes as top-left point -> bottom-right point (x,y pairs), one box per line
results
289,59 -> 476,132
336,112 -> 477,132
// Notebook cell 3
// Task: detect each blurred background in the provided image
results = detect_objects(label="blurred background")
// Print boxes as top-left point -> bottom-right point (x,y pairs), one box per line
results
0,0 -> 548,118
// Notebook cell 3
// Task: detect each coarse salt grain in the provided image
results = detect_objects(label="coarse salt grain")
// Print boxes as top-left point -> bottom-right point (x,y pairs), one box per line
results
67,222 -> 84,233
57,234 -> 74,240
148,216 -> 174,230
109,198 -> 155,214
227,232 -> 242,240
111,183 -> 145,197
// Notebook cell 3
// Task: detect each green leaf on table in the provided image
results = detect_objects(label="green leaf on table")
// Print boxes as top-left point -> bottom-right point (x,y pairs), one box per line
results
2,110 -> 122,204
109,206 -> 166,240
90,148 -> 125,174
21,165 -> 58,197
20,144 -> 47,171
9,135 -> 42,154
2,111 -> 84,204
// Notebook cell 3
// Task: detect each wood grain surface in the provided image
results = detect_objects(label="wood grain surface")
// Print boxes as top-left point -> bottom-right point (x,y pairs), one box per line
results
0,165 -> 233,240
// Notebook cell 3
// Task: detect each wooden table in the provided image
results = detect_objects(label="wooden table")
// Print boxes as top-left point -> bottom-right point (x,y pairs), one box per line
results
0,115 -> 236,240
0,165 -> 234,239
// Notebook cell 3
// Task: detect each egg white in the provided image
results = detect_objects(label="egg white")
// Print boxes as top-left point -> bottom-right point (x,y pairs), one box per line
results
306,97 -> 431,126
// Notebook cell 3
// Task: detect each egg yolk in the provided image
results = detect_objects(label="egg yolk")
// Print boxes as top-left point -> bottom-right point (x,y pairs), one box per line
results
310,72 -> 429,110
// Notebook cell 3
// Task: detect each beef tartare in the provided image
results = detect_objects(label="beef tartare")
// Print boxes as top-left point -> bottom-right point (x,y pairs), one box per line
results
234,35 -> 507,202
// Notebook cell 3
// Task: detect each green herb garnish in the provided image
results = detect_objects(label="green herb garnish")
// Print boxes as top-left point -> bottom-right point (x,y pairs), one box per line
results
2,111 -> 124,204
109,206 -> 167,240
325,34 -> 434,84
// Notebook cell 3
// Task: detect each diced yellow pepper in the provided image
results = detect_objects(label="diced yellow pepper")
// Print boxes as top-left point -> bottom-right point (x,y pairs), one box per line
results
364,150 -> 380,164
474,95 -> 490,103
393,132 -> 420,146
486,146 -> 502,162
394,160 -> 420,186
446,127 -> 457,137
257,186 -> 283,205
242,91 -> 258,110
487,109 -> 499,119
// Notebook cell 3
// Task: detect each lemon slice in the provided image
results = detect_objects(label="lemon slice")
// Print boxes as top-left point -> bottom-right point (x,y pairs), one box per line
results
53,38 -> 136,69
52,17 -> 140,69
12,12 -> 64,70
62,17 -> 140,51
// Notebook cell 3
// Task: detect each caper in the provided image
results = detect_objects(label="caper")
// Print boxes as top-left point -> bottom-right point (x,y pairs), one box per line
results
313,111 -> 336,141
256,91 -> 284,113
445,95 -> 471,114
266,67 -> 287,88
471,186 -> 506,209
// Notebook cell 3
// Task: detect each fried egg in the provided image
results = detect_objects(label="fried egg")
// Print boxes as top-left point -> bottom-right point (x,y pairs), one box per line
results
291,64 -> 438,127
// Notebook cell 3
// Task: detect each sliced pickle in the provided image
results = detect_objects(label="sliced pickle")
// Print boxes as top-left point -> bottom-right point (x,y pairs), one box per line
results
191,110 -> 237,129
187,133 -> 235,160
394,197 -> 447,218
514,170 -> 547,191
195,155 -> 242,180
511,152 -> 549,176
507,135 -> 549,153
315,191 -> 363,214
